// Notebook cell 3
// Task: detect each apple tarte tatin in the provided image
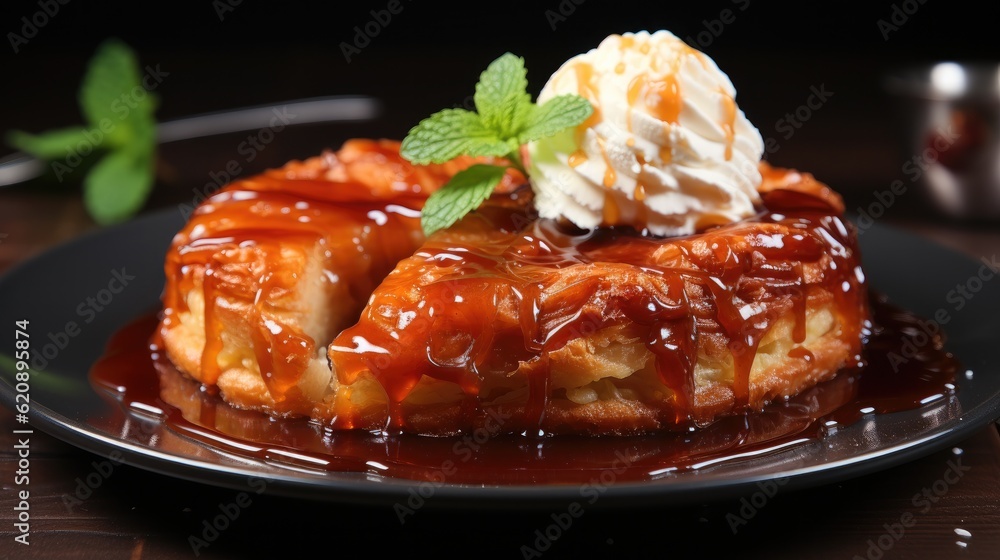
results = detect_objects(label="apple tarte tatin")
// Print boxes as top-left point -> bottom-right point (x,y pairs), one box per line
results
157,139 -> 868,436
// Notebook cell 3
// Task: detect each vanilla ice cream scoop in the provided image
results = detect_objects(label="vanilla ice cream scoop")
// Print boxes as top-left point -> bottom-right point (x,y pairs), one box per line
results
527,30 -> 766,236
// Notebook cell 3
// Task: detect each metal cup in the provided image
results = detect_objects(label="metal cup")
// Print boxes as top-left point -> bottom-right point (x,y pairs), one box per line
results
884,62 -> 1000,220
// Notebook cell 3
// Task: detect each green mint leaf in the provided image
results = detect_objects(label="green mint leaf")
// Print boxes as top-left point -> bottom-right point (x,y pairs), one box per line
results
518,95 -> 593,143
474,53 -> 532,138
83,148 -> 154,225
123,97 -> 158,156
3,39 -> 158,226
80,40 -> 158,225
6,127 -> 89,160
79,39 -> 150,142
421,164 -> 506,235
400,108 -> 509,165
400,52 -> 593,232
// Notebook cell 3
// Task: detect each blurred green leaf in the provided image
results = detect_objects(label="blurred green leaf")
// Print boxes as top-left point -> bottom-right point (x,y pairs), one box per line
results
84,149 -> 154,225
79,39 -> 144,127
5,38 -> 159,224
6,127 -> 88,160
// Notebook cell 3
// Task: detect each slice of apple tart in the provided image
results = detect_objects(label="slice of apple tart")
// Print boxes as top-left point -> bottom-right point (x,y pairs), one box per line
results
157,139 -> 521,419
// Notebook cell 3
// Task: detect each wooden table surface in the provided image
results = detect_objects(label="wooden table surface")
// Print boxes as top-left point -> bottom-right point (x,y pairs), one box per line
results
2,7 -> 1000,555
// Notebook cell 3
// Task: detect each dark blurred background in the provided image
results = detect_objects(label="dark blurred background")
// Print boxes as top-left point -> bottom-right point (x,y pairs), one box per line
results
2,5 -> 1000,558
2,0 -> 999,223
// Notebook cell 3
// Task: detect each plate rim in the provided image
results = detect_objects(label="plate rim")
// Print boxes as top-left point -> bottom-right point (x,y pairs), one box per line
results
1,207 -> 998,509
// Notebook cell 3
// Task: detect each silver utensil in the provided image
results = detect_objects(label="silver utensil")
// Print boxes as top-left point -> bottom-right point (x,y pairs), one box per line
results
0,95 -> 381,187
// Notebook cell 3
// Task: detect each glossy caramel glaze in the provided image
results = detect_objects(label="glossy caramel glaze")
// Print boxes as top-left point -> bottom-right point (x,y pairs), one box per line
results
90,294 -> 956,485
159,137 -> 867,436
158,139 -> 521,416
329,163 -> 870,435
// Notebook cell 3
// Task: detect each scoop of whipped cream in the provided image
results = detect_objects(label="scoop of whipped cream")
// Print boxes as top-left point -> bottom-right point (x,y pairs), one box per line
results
526,30 -> 766,236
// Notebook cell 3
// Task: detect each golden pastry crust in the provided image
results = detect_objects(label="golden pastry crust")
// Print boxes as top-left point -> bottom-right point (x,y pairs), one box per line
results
158,139 -> 522,417
320,299 -> 854,435
325,165 -> 868,435
159,139 -> 868,436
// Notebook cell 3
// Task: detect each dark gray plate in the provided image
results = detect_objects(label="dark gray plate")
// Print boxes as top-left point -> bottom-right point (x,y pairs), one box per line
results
1,209 -> 998,509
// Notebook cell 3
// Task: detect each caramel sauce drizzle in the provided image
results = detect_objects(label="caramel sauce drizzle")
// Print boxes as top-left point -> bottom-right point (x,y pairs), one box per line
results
564,33 -> 736,218
571,62 -> 602,137
159,140 -> 478,416
627,72 -> 682,127
659,146 -> 672,165
602,190 -> 621,224
595,136 -> 616,188
330,167 -> 869,434
164,193 -> 424,414
92,290 -> 956,484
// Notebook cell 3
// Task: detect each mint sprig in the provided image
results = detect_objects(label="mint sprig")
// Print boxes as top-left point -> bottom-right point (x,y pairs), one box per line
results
400,53 -> 592,236
420,164 -> 508,235
6,39 -> 157,225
